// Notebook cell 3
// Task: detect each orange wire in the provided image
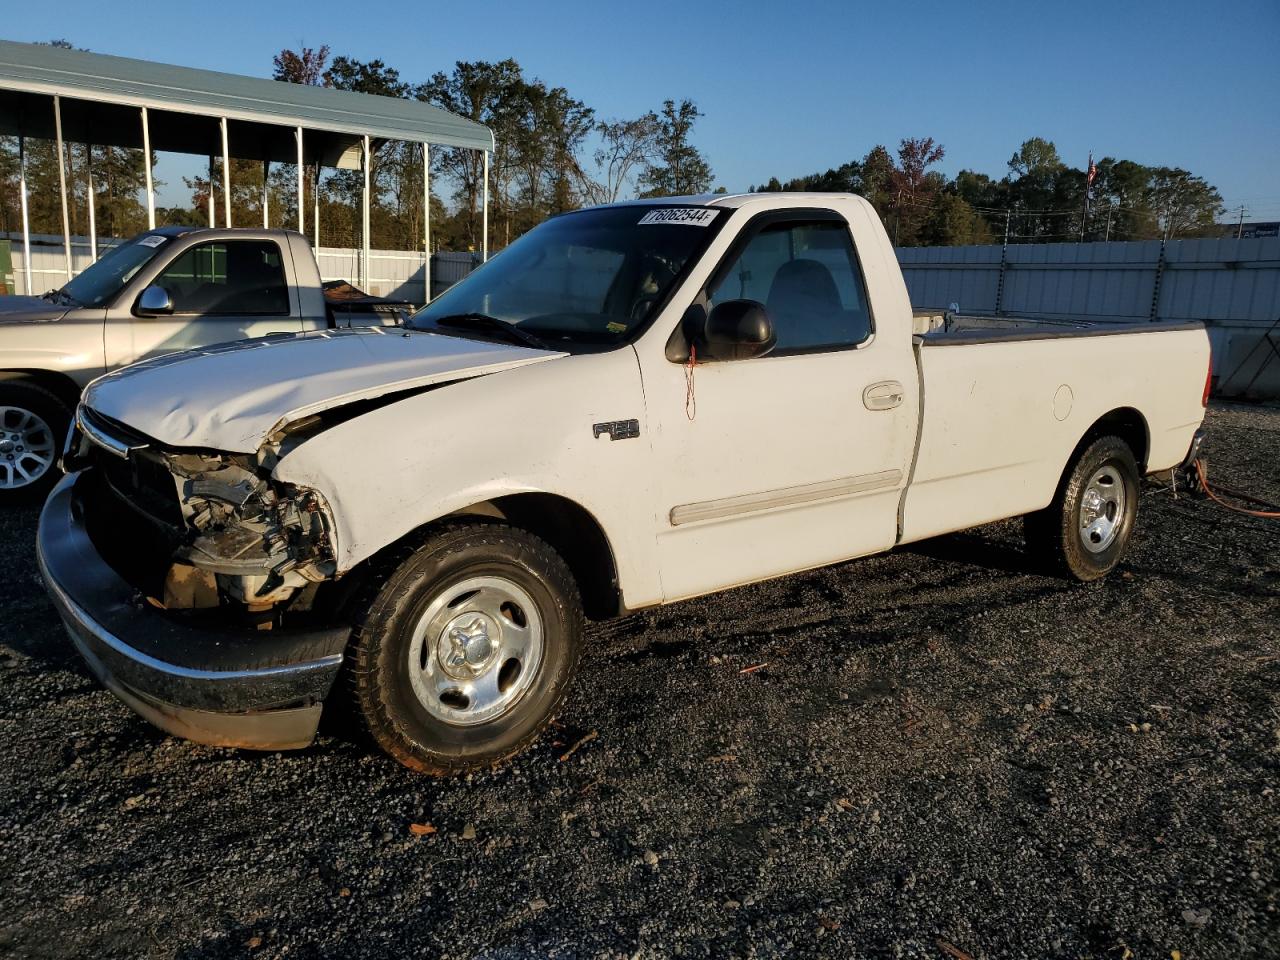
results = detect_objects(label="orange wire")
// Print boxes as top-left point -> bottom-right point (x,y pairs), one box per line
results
684,344 -> 697,421
1194,459 -> 1280,519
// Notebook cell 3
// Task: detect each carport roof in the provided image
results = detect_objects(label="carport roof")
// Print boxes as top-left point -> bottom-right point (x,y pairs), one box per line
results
0,39 -> 494,160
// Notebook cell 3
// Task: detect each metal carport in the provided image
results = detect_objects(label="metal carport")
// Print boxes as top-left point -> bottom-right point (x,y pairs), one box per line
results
0,39 -> 493,297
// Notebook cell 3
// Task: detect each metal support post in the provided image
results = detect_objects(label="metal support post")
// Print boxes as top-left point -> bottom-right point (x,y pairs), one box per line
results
220,117 -> 232,227
18,135 -> 31,294
141,106 -> 155,229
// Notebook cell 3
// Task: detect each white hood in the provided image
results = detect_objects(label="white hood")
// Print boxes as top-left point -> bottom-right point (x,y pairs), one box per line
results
84,327 -> 565,452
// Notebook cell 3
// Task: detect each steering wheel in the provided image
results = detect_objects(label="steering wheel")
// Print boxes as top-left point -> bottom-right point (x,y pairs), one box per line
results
627,254 -> 677,321
629,294 -> 661,321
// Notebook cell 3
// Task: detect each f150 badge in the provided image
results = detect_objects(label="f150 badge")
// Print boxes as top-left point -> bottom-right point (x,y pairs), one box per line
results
593,419 -> 640,441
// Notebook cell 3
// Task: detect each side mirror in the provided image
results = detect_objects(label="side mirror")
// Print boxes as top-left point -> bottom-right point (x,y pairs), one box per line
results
135,285 -> 174,317
700,299 -> 775,361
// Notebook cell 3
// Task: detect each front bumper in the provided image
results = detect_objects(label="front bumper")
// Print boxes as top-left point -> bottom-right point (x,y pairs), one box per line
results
37,474 -> 350,750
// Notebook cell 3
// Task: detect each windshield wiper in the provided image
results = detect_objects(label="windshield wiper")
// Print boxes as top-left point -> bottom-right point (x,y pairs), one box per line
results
431,313 -> 550,351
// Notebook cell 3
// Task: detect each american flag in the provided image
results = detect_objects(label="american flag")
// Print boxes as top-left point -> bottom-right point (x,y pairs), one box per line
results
1086,153 -> 1098,200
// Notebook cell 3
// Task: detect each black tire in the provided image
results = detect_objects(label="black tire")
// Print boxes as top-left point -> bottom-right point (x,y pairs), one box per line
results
347,520 -> 583,774
0,380 -> 71,506
1024,435 -> 1140,582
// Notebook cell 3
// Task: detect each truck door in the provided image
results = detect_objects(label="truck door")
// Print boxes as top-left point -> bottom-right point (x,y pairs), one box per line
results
640,209 -> 918,601
104,238 -> 305,368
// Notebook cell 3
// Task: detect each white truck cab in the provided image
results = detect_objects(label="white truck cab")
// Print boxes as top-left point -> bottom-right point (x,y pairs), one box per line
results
38,193 -> 1210,773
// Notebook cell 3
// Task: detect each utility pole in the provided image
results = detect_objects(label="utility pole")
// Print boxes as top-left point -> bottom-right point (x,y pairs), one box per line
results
1104,203 -> 1113,242
995,210 -> 1011,317
1236,204 -> 1247,239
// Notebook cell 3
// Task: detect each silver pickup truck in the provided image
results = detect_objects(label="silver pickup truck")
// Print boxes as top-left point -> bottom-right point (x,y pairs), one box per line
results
0,227 -> 404,502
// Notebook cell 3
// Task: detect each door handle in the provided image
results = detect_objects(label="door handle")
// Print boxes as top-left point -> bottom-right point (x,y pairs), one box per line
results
863,380 -> 905,411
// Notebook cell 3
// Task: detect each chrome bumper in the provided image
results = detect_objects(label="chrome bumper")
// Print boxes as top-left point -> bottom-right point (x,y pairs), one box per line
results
37,474 -> 350,750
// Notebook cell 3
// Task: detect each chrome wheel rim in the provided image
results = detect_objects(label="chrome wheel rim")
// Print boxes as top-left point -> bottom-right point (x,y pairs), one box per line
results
1080,465 -> 1126,553
407,575 -> 544,726
0,406 -> 56,490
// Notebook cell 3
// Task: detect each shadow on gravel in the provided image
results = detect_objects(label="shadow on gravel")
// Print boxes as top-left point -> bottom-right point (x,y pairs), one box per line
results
902,528 -> 1044,578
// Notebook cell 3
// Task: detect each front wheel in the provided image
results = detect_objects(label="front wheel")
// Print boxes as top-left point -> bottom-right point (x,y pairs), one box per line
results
0,381 -> 71,505
348,520 -> 583,774
1024,435 -> 1140,582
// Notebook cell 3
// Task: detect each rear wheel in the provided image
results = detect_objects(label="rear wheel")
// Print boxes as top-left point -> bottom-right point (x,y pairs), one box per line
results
0,381 -> 70,505
1024,435 -> 1140,581
348,520 -> 583,774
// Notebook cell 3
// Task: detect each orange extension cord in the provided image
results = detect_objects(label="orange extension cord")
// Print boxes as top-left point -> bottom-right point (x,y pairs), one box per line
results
1193,459 -> 1280,519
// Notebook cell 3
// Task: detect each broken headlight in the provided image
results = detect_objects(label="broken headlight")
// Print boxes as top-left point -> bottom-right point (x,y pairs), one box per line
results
165,453 -> 335,608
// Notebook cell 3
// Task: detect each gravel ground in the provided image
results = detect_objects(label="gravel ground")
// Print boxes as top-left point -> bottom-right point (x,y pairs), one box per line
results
1,402 -> 1277,960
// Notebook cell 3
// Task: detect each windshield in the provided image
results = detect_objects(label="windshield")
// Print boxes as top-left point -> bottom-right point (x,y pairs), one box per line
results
410,205 -> 726,347
59,233 -> 173,307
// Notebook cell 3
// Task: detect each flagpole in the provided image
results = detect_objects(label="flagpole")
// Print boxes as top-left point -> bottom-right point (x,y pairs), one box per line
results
1080,152 -> 1088,242
1081,151 -> 1094,243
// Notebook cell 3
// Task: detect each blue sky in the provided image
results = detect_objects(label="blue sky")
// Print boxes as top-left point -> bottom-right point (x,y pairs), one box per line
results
7,0 -> 1279,219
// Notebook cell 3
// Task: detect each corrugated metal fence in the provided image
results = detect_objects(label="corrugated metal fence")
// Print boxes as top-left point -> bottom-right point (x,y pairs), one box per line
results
900,237 -> 1280,398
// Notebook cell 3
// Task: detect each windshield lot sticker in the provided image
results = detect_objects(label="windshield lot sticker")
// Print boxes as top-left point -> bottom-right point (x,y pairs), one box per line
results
137,235 -> 167,248
638,208 -> 718,227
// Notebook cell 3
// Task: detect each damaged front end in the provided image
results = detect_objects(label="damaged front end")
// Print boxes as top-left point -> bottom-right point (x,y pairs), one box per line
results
169,451 -> 335,610
39,405 -> 353,750
66,405 -> 338,621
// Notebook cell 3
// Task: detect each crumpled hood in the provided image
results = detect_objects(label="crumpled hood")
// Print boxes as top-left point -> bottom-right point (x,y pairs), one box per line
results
0,295 -> 69,323
83,327 -> 566,452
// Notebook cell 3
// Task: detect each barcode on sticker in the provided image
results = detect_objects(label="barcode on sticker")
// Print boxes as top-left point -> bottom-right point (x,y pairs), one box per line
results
638,208 -> 718,227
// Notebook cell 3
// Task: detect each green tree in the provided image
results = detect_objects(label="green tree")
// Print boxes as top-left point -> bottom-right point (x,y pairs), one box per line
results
185,158 -> 290,230
1004,137 -> 1068,239
322,56 -> 417,249
269,46 -> 333,238
921,193 -> 995,246
859,145 -> 896,220
1146,167 -> 1223,239
746,135 -> 1229,247
752,160 -> 861,193
1088,158 -> 1158,240
512,82 -> 595,223
639,100 -> 713,197
92,145 -> 150,237
1007,137 -> 1062,179
419,59 -> 525,250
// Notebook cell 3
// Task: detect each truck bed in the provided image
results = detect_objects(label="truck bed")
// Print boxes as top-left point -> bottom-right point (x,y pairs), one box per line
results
899,317 -> 1209,545
917,313 -> 1204,345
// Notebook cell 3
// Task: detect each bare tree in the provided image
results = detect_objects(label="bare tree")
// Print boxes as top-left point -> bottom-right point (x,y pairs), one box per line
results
585,114 -> 660,204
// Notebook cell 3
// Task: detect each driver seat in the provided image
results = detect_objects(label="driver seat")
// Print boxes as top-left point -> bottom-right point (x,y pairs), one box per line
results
766,259 -> 844,348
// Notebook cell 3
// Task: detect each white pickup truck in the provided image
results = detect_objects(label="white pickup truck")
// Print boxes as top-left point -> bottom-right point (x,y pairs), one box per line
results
0,227 -> 407,502
38,193 -> 1210,774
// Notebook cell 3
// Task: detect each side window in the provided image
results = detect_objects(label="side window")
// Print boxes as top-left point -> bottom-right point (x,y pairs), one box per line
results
154,241 -> 289,316
708,220 -> 872,353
